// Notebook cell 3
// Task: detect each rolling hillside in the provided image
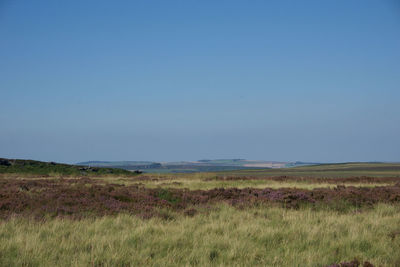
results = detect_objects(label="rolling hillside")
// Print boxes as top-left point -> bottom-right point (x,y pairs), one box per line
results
0,158 -> 136,176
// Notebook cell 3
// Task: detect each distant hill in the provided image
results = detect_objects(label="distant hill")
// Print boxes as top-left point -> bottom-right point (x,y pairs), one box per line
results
77,161 -> 162,170
77,159 -> 319,173
0,158 -> 136,176
78,161 -> 156,166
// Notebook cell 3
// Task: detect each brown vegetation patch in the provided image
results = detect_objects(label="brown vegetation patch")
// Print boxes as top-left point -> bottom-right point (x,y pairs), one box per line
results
0,178 -> 400,219
326,259 -> 374,267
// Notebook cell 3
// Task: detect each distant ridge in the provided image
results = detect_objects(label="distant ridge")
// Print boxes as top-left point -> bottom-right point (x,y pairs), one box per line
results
78,161 -> 155,166
77,159 -> 320,173
77,161 -> 162,170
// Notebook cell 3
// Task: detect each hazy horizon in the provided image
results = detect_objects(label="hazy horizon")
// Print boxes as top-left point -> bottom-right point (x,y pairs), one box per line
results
2,157 -> 398,166
1,1 -> 399,163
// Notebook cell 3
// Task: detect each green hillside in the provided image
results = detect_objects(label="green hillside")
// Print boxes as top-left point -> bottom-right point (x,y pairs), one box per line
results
0,158 -> 136,176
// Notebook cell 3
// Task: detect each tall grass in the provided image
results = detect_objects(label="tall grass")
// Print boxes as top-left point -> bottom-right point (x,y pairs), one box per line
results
1,204 -> 400,266
127,178 -> 394,190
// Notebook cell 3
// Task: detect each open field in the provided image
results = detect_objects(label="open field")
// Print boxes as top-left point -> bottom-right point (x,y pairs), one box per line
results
217,162 -> 400,178
1,205 -> 399,266
1,161 -> 400,266
114,174 -> 400,190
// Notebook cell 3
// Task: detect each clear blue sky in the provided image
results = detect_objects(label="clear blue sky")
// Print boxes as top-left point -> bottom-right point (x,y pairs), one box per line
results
1,0 -> 399,163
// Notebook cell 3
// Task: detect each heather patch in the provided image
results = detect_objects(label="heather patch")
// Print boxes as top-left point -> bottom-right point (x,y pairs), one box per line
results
1,178 -> 400,219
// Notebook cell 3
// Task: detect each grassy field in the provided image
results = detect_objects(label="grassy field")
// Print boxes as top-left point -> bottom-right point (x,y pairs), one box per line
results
1,205 -> 400,266
129,179 -> 395,190
108,174 -> 398,191
101,162 -> 400,190
217,162 -> 400,178
1,162 -> 400,266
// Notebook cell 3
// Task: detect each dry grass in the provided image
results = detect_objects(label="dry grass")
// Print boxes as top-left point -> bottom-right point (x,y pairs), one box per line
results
1,204 -> 400,266
1,167 -> 400,266
125,178 -> 395,190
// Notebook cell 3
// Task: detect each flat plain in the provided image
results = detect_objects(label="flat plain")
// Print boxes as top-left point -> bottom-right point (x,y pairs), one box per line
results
1,161 -> 400,266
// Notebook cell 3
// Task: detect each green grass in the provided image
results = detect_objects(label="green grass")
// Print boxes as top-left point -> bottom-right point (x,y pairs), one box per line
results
1,204 -> 400,266
0,158 -> 135,177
